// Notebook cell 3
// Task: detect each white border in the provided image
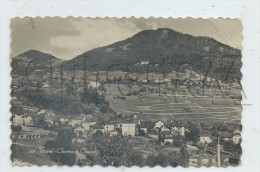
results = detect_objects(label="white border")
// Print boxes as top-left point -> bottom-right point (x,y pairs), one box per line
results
0,0 -> 260,172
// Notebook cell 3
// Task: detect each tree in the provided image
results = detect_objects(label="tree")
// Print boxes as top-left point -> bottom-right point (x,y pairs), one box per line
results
146,153 -> 179,167
223,141 -> 242,155
197,152 -> 203,166
98,103 -> 110,113
34,115 -> 49,129
153,153 -> 169,167
179,145 -> 189,167
207,158 -> 213,167
173,135 -> 185,147
146,153 -> 169,167
92,130 -> 103,140
139,129 -> 146,136
44,127 -> 76,166
128,152 -> 145,166
96,135 -> 138,166
185,126 -> 200,143
11,125 -> 22,132
196,143 -> 206,151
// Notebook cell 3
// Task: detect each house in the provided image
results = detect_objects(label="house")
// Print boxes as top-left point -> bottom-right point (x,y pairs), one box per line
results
154,121 -> 164,131
91,124 -> 105,133
11,96 -> 18,101
90,121 -> 98,126
160,125 -> 171,132
43,84 -> 49,88
160,131 -> 174,145
109,130 -> 118,137
232,133 -> 241,144
12,114 -> 23,124
104,124 -> 115,132
140,60 -> 149,65
121,123 -> 136,137
81,122 -> 91,131
172,126 -> 186,136
13,114 -> 34,126
139,124 -> 148,133
222,133 -> 233,141
141,79 -> 148,83
232,129 -> 241,144
37,110 -> 46,115
139,127 -> 147,133
234,129 -> 241,135
69,119 -> 82,127
88,81 -> 101,89
114,123 -> 121,129
45,119 -> 54,126
74,125 -> 84,137
59,117 -> 69,124
199,132 -> 212,144
137,120 -> 150,134
189,158 -> 198,166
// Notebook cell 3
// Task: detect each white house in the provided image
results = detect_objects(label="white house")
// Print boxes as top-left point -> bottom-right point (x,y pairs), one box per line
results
172,126 -> 186,136
104,124 -> 115,132
69,119 -> 82,127
154,121 -> 164,129
160,125 -> 170,132
37,110 -> 46,115
11,96 -> 18,101
13,114 -> 34,126
59,117 -> 69,124
232,134 -> 241,144
199,133 -> 212,144
88,81 -> 101,89
109,130 -> 118,137
121,123 -> 136,137
12,114 -> 23,124
81,122 -> 91,131
140,60 -> 149,65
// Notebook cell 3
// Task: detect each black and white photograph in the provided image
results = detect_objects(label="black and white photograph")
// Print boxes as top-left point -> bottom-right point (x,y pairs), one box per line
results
9,17 -> 244,167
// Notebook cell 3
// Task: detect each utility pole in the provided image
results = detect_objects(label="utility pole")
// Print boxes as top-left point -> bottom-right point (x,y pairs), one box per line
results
159,76 -> 161,96
217,137 -> 221,167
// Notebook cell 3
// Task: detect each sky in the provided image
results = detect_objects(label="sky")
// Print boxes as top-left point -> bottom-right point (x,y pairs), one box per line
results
11,17 -> 242,60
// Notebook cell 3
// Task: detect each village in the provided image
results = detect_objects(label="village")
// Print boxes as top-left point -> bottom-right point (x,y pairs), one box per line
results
10,58 -> 242,166
11,106 -> 242,167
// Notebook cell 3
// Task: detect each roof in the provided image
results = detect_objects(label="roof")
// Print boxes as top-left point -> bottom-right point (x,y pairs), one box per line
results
161,125 -> 171,129
155,120 -> 164,123
122,123 -> 136,126
110,130 -> 118,133
161,131 -> 172,135
161,131 -> 174,139
200,131 -> 211,137
91,124 -> 104,129
222,132 -> 233,138
139,121 -> 150,128
171,130 -> 179,136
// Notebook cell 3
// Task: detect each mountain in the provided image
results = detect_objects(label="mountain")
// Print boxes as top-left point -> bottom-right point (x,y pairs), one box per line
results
11,50 -> 63,75
64,28 -> 241,81
10,50 -> 109,116
12,50 -> 60,60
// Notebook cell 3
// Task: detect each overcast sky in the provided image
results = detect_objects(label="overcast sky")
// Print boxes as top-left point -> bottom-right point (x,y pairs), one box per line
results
11,17 -> 242,60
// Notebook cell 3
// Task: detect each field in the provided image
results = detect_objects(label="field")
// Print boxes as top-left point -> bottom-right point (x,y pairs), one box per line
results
105,84 -> 241,124
11,137 -> 59,166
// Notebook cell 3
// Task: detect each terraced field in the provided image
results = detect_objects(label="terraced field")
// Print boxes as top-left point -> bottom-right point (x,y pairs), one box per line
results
106,87 -> 241,123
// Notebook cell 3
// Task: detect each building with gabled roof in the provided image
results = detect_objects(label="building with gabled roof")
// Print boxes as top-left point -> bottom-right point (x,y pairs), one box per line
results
160,131 -> 174,145
199,131 -> 212,144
